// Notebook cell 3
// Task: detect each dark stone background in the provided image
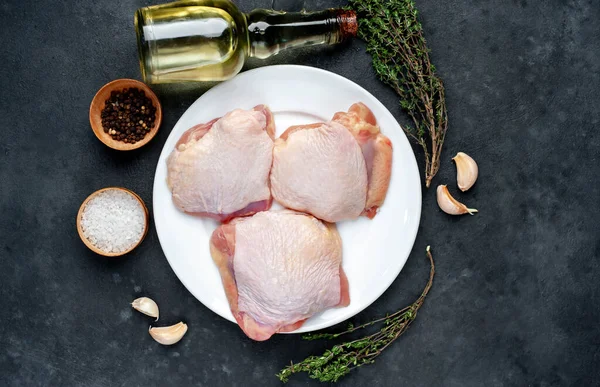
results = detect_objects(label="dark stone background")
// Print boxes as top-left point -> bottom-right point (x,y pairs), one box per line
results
1,0 -> 598,385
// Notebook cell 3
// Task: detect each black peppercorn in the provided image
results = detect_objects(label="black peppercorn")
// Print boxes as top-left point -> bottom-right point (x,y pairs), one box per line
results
101,87 -> 156,144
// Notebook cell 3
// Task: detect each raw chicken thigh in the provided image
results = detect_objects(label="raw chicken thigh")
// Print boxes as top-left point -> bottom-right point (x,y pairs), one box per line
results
270,103 -> 393,222
210,210 -> 350,341
167,106 -> 275,222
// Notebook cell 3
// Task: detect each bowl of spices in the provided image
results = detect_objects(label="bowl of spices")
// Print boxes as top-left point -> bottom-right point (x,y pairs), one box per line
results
89,79 -> 162,150
77,187 -> 149,257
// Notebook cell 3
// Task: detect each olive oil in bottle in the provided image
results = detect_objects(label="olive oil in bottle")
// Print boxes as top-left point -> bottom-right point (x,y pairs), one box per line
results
134,0 -> 357,83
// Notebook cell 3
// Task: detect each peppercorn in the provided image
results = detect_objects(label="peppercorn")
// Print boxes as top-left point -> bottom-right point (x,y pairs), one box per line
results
100,87 -> 156,144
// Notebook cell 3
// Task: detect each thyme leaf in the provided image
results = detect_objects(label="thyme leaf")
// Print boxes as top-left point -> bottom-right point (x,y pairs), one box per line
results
348,0 -> 448,187
277,246 -> 435,383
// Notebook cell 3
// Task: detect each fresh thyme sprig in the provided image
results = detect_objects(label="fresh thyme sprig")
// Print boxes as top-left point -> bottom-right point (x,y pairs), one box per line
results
277,246 -> 435,383
348,0 -> 448,187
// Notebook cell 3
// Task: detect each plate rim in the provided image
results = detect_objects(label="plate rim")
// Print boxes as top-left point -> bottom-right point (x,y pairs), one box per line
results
152,64 -> 422,333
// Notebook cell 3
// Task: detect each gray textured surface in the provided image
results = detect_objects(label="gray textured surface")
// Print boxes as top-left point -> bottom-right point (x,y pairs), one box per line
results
1,0 -> 599,385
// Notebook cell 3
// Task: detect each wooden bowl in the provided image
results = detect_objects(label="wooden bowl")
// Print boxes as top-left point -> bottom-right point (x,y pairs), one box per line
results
77,187 -> 149,257
89,79 -> 162,151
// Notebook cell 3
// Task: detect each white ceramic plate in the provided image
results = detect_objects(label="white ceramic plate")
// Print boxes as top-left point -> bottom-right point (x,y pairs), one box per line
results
153,65 -> 422,333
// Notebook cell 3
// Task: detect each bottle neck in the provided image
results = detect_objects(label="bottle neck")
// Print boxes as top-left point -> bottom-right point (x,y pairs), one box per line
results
245,9 -> 357,59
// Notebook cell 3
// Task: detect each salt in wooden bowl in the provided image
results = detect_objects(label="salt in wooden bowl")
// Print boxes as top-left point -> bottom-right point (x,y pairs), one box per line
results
89,79 -> 162,151
77,187 -> 149,257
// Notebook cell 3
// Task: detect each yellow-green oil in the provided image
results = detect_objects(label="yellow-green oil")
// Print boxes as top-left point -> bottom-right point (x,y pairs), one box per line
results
135,0 -> 352,84
135,0 -> 248,83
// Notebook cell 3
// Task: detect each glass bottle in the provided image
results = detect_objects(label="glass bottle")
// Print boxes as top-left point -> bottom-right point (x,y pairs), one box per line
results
134,0 -> 357,84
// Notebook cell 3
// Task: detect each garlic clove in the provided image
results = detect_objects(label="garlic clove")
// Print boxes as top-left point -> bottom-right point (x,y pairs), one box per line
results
452,152 -> 478,192
149,322 -> 188,345
436,185 -> 478,215
131,297 -> 159,321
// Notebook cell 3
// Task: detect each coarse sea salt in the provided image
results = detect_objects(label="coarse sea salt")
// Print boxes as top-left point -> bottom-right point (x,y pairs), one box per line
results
80,190 -> 145,254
